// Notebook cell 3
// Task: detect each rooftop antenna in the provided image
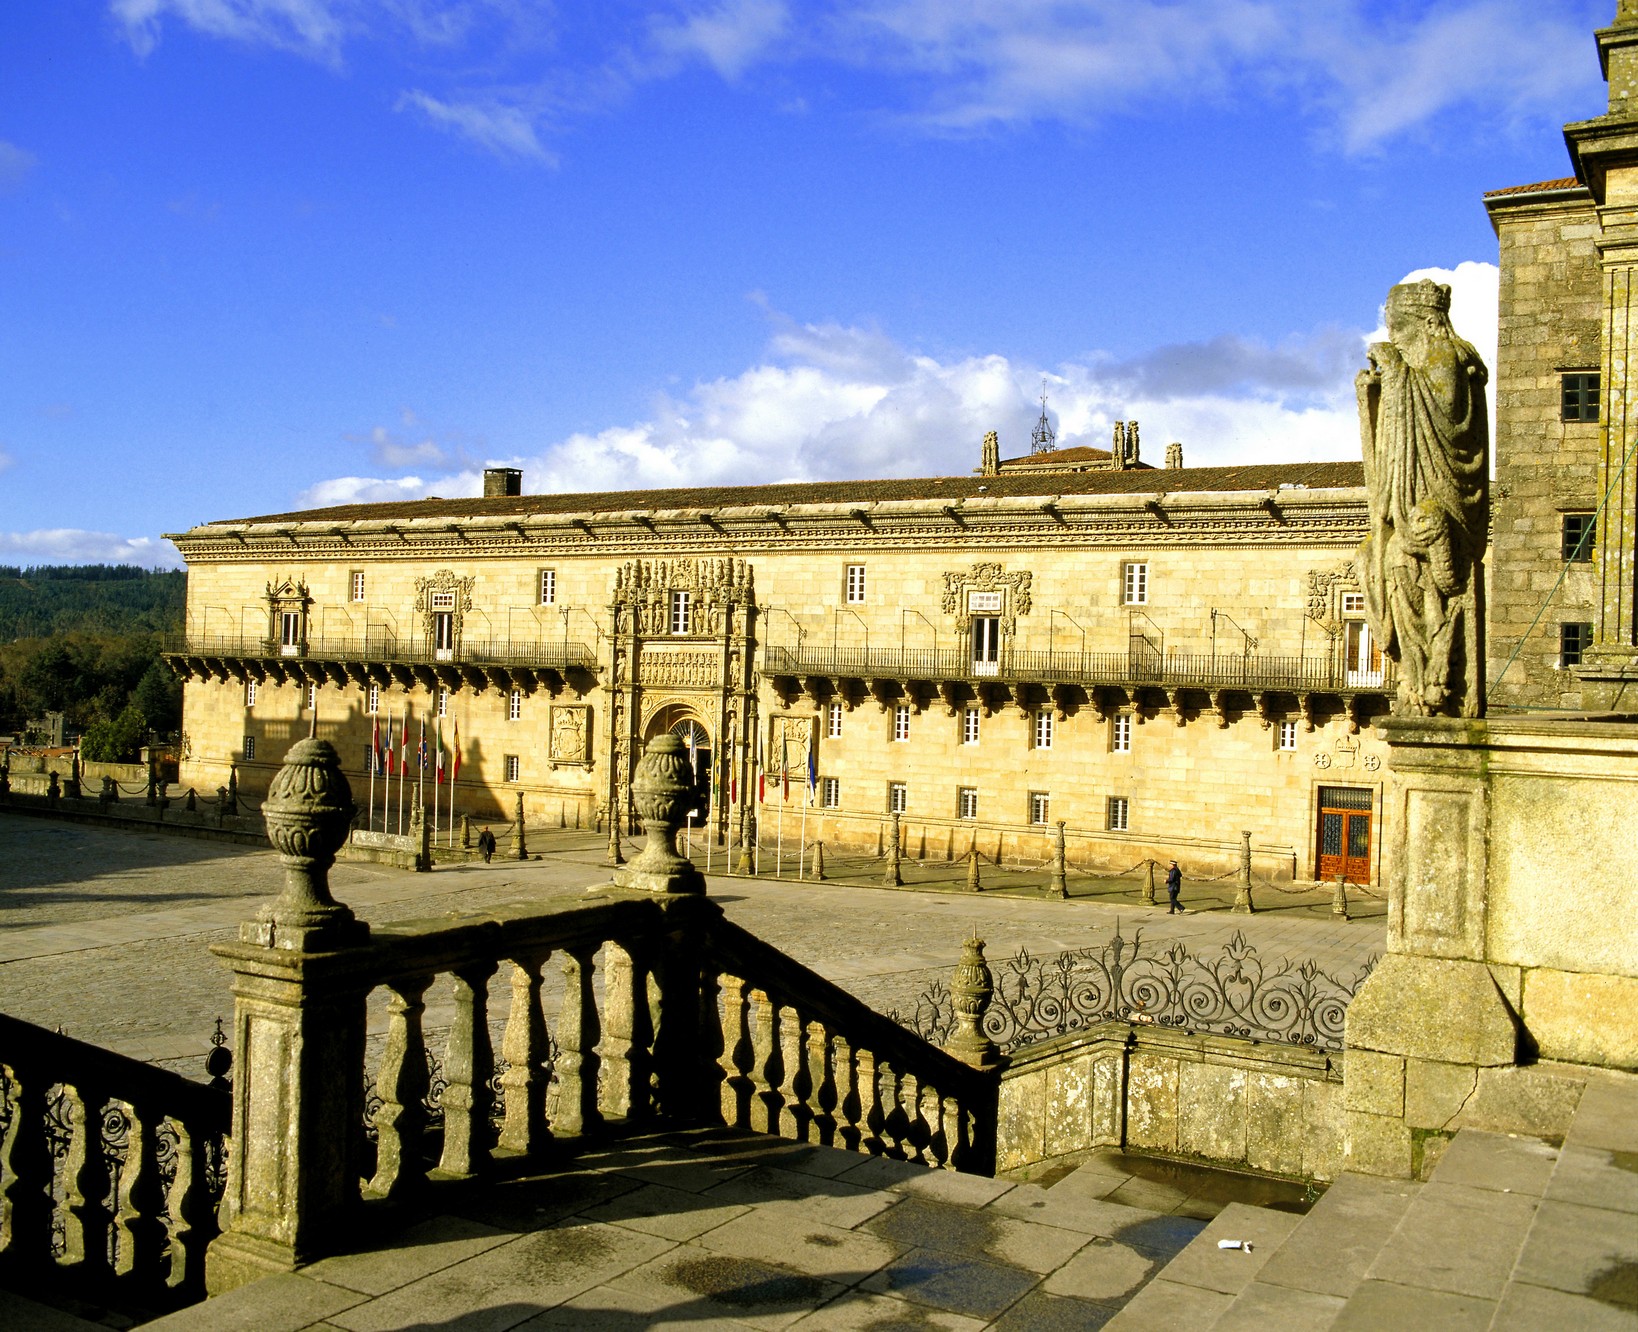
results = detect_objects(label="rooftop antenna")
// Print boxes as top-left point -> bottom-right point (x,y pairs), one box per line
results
1031,379 -> 1056,455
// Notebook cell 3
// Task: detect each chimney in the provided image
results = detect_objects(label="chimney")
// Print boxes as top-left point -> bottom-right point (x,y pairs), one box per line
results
484,467 -> 523,498
1166,442 -> 1183,470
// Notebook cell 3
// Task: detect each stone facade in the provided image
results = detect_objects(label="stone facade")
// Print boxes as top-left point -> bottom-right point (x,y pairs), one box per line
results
166,463 -> 1396,885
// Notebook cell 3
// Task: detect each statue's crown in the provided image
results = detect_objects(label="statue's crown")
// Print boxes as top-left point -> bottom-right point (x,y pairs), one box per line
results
1388,279 -> 1452,313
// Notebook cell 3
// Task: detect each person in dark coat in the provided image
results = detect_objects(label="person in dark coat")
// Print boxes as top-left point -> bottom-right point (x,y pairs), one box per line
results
1165,860 -> 1183,913
477,827 -> 497,863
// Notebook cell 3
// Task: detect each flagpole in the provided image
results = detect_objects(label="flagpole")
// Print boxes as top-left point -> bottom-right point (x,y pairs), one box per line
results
368,715 -> 377,832
448,722 -> 456,848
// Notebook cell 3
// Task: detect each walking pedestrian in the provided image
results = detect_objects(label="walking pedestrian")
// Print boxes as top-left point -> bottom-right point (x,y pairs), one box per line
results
477,827 -> 496,863
1165,860 -> 1184,913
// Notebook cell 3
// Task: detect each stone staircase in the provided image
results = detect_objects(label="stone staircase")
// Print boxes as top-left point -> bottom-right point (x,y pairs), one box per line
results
1108,1072 -> 1638,1331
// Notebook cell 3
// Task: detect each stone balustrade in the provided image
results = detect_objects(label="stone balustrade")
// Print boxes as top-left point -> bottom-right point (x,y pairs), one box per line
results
0,1012 -> 231,1309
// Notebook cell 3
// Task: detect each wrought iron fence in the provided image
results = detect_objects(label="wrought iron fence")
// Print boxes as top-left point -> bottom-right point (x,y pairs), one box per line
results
162,632 -> 596,673
761,643 -> 1394,693
892,925 -> 1376,1054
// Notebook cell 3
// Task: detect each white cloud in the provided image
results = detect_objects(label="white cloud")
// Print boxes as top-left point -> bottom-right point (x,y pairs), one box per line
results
0,529 -> 182,568
295,473 -> 479,507
110,0 -> 356,63
651,0 -> 791,79
0,140 -> 36,194
345,414 -> 475,470
396,90 -> 552,161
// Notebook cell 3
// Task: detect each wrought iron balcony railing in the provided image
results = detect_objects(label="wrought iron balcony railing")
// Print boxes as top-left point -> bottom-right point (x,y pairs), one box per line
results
162,632 -> 597,673
760,643 -> 1395,693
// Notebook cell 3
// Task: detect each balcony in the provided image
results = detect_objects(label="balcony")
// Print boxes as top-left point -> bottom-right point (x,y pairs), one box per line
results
760,643 -> 1395,730
162,632 -> 600,697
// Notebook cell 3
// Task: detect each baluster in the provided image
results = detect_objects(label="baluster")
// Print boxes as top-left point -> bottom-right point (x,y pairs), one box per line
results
0,1065 -> 56,1266
832,1037 -> 862,1153
369,975 -> 433,1198
747,989 -> 782,1135
901,1074 -> 930,1165
877,1062 -> 906,1160
61,1082 -> 112,1278
164,1115 -> 213,1298
809,1023 -> 837,1147
940,1095 -> 963,1171
780,1007 -> 811,1142
694,966 -> 726,1125
717,975 -> 755,1128
553,945 -> 602,1138
113,1103 -> 166,1283
920,1089 -> 949,1169
499,954 -> 552,1156
857,1048 -> 884,1157
439,961 -> 497,1177
598,942 -> 654,1122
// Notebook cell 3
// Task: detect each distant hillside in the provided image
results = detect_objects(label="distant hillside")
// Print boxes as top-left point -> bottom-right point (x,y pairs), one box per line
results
0,565 -> 186,640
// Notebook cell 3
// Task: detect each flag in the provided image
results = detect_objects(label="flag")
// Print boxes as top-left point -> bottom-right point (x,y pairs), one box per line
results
435,717 -> 445,785
399,709 -> 410,772
418,719 -> 427,772
451,716 -> 461,782
371,717 -> 381,775
807,747 -> 817,805
384,712 -> 395,774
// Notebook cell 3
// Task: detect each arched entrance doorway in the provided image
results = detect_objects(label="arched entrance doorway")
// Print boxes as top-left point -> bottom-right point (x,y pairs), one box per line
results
644,705 -> 712,822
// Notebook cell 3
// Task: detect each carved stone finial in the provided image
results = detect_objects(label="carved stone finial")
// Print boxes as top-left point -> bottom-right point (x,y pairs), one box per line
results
1357,278 -> 1489,717
980,430 -> 1000,477
613,735 -> 706,895
944,933 -> 1001,1069
250,737 -> 367,951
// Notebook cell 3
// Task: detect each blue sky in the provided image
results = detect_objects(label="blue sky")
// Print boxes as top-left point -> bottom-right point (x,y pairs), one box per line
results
0,0 -> 1611,567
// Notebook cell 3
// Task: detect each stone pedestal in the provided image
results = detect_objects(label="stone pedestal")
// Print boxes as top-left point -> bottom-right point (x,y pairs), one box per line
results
1343,716 -> 1638,1179
612,735 -> 706,896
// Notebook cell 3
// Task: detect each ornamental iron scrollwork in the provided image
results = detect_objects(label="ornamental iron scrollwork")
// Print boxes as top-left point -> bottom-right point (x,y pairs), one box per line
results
894,924 -> 1375,1054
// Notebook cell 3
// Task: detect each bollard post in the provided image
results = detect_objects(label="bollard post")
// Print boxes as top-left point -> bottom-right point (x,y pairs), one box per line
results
514,792 -> 528,860
460,813 -> 471,849
811,839 -> 825,881
1332,872 -> 1350,919
884,811 -> 903,886
967,845 -> 982,892
1233,830 -> 1256,913
1050,821 -> 1068,900
1142,859 -> 1157,906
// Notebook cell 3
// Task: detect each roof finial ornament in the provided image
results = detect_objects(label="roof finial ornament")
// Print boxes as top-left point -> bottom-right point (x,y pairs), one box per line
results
1031,379 -> 1056,455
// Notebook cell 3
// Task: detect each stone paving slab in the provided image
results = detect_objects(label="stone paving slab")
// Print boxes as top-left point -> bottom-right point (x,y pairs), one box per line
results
1364,1179 -> 1538,1302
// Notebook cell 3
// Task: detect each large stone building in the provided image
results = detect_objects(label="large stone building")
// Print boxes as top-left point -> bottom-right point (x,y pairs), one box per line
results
165,454 -> 1396,885
1485,0 -> 1638,710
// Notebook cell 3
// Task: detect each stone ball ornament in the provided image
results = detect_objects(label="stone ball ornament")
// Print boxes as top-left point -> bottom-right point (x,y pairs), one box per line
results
614,734 -> 707,896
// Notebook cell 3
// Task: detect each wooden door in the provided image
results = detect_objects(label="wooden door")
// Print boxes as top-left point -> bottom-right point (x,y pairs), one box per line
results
1316,786 -> 1373,883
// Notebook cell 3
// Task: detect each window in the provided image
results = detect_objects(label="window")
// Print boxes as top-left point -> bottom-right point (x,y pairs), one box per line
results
1029,792 -> 1050,826
1278,720 -> 1298,751
504,754 -> 520,783
893,704 -> 911,742
305,683 -> 316,710
243,735 -> 256,761
1341,592 -> 1365,615
962,706 -> 980,745
1563,512 -> 1596,562
366,683 -> 379,715
971,616 -> 1001,675
437,688 -> 450,718
1562,372 -> 1600,423
821,777 -> 839,809
888,782 -> 907,814
1106,796 -> 1129,832
539,569 -> 556,605
670,590 -> 692,635
957,787 -> 979,820
827,702 -> 843,739
1034,710 -> 1054,749
1561,622 -> 1594,668
1112,714 -> 1132,753
245,679 -> 257,708
1122,562 -> 1149,606
279,610 -> 302,653
350,571 -> 365,602
845,564 -> 867,604
509,688 -> 522,721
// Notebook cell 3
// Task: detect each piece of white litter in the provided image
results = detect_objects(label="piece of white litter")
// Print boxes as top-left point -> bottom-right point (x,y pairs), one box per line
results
1217,1240 -> 1254,1252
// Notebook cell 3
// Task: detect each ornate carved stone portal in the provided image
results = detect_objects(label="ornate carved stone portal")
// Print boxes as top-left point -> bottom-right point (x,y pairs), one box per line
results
1356,278 -> 1489,717
941,562 -> 1033,635
606,558 -> 756,849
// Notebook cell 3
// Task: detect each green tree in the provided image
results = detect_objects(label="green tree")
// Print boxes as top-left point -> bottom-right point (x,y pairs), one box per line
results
79,704 -> 148,763
131,659 -> 181,732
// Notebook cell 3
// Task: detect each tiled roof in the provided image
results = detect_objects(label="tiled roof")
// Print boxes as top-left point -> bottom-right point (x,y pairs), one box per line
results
1484,177 -> 1583,198
207,462 -> 1365,528
998,445 -> 1128,467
